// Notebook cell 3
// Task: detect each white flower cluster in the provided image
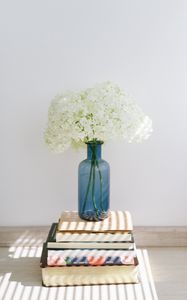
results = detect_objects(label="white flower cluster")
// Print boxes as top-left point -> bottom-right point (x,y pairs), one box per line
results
45,82 -> 152,152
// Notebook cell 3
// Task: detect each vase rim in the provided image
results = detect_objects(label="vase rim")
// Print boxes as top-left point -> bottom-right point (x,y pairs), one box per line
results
85,140 -> 104,145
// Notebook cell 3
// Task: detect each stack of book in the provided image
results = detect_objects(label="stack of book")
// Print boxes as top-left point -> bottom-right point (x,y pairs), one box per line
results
40,210 -> 139,286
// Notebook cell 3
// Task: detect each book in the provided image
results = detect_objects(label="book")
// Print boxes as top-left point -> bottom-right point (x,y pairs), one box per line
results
40,243 -> 139,286
47,223 -> 135,249
57,210 -> 133,233
47,249 -> 138,266
48,241 -> 134,249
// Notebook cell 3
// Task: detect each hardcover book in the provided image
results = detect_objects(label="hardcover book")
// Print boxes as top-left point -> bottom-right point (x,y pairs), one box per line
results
57,210 -> 133,233
40,243 -> 139,286
47,223 -> 135,249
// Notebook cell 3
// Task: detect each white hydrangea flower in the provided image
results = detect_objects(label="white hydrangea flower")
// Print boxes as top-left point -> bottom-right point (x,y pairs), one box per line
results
44,81 -> 152,152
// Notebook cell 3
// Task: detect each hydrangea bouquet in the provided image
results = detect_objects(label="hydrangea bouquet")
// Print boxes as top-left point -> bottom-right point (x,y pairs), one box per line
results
45,81 -> 152,151
45,82 -> 152,221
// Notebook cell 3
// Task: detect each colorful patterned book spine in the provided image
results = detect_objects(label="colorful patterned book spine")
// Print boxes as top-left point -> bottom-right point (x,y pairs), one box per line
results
47,249 -> 137,266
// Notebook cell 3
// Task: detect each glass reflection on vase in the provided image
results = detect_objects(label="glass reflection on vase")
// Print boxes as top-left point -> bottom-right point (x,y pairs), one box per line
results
78,141 -> 110,221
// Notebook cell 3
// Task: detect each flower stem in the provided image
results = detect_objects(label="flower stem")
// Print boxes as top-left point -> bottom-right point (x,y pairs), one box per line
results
81,160 -> 93,214
95,159 -> 104,211
91,156 -> 99,219
82,143 -> 99,219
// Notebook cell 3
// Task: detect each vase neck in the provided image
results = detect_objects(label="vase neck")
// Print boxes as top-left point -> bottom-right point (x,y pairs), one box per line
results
87,142 -> 102,160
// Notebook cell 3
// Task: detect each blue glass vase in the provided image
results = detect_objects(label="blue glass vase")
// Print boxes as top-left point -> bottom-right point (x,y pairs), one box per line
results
78,141 -> 110,221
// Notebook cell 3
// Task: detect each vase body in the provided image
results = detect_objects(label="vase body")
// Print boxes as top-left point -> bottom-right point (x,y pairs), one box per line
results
78,142 -> 110,221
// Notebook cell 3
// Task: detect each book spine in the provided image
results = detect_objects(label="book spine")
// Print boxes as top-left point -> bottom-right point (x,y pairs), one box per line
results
47,249 -> 136,266
47,223 -> 57,242
56,232 -> 134,243
40,243 -> 48,268
47,242 -> 134,250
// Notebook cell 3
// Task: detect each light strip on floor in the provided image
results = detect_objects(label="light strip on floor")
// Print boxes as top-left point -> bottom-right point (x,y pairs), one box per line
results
125,284 -> 136,300
64,286 -> 74,300
81,285 -> 91,300
133,281 -> 144,300
37,286 -> 49,300
20,286 -> 32,300
10,283 -> 24,300
13,247 -> 24,259
142,249 -> 158,300
30,286 -> 41,299
0,273 -> 12,299
3,281 -> 17,300
137,249 -> 154,299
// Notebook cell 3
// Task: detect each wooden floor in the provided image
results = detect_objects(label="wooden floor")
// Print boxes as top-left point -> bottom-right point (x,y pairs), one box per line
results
0,247 -> 187,300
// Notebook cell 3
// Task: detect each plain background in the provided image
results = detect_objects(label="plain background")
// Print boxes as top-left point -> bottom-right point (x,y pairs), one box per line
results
0,0 -> 186,226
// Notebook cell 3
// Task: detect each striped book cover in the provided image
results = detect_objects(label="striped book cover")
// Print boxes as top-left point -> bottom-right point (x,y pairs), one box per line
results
47,223 -> 134,249
57,210 -> 133,233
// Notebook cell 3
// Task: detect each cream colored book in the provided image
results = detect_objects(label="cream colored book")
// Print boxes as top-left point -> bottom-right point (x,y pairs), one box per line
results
57,210 -> 133,233
41,243 -> 139,286
42,265 -> 139,286
48,241 -> 135,249
47,223 -> 134,249
56,232 -> 133,243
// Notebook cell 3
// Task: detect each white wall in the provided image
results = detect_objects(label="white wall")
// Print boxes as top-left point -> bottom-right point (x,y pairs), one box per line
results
1,0 -> 187,226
